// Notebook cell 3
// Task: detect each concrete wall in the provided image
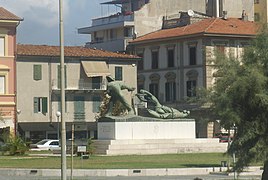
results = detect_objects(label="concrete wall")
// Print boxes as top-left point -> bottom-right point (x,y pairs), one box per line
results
134,0 -> 207,37
207,0 -> 254,20
98,120 -> 196,140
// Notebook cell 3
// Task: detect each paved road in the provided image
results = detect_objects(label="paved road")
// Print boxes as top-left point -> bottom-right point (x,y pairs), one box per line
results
0,175 -> 261,180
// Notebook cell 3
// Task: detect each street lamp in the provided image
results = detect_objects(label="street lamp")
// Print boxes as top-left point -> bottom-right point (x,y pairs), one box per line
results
56,111 -> 61,140
59,0 -> 67,180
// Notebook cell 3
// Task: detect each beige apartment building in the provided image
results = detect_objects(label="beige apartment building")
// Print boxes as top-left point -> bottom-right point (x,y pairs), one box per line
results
16,44 -> 139,142
128,16 -> 258,138
78,0 -> 253,52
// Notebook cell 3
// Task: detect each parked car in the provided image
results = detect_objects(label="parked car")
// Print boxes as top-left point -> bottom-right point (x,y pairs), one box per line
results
214,133 -> 233,143
30,139 -> 59,151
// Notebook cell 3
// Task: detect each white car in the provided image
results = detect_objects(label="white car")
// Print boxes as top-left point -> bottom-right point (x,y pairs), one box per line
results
30,139 -> 59,151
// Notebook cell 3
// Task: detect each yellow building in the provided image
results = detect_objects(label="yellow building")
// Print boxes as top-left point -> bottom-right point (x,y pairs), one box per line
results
254,0 -> 268,23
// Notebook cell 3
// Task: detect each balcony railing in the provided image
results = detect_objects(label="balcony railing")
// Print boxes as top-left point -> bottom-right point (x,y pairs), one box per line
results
51,79 -> 107,91
92,13 -> 134,26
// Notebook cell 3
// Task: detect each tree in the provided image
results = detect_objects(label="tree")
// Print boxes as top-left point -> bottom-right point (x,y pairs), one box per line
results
210,30 -> 268,179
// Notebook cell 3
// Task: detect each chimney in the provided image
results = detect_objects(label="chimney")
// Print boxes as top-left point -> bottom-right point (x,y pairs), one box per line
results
241,10 -> 248,21
222,11 -> 227,20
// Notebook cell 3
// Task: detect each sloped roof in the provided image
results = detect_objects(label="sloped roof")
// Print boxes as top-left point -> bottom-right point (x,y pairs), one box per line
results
17,44 -> 139,59
0,7 -> 22,21
131,18 -> 258,44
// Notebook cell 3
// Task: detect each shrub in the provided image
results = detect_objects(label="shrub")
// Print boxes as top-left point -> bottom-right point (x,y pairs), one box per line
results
1,134 -> 28,155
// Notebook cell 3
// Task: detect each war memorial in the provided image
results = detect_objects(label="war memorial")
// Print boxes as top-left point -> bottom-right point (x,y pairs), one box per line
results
94,76 -> 227,155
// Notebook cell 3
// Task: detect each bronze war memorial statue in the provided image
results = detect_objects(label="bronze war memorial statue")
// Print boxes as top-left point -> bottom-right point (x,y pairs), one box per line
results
99,76 -> 190,119
136,89 -> 190,119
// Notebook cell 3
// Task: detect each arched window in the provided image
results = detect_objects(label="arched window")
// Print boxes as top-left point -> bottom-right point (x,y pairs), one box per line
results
186,70 -> 198,97
149,73 -> 160,98
165,72 -> 176,102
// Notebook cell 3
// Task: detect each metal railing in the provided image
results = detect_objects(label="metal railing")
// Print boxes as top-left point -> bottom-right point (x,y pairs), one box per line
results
92,13 -> 134,26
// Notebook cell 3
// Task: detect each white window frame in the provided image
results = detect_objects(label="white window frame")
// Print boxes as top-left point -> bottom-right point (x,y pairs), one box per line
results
0,75 -> 5,94
0,34 -> 8,57
0,69 -> 9,94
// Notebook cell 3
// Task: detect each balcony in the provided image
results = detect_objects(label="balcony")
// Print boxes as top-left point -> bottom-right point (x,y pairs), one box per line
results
92,13 -> 134,26
78,14 -> 134,34
85,37 -> 133,52
51,79 -> 107,91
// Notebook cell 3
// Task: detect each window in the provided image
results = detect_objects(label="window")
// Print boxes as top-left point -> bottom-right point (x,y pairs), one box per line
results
34,97 -> 48,114
57,65 -> 67,88
124,27 -> 133,37
167,49 -> 175,67
0,37 -> 4,56
115,66 -> 122,81
186,80 -> 197,97
254,0 -> 259,4
57,95 -> 67,113
0,75 -> 5,94
149,83 -> 159,99
92,96 -> 101,113
74,96 -> 85,121
151,51 -> 159,69
33,65 -> 42,80
189,46 -> 196,65
92,76 -> 101,89
137,53 -> 144,70
254,13 -> 260,21
165,82 -> 176,102
110,29 -> 117,40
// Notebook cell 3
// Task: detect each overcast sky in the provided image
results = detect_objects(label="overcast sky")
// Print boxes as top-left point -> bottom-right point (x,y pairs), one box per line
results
1,0 -> 118,46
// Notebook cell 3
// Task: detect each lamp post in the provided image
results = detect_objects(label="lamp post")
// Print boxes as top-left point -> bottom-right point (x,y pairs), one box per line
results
59,0 -> 67,179
56,111 -> 61,140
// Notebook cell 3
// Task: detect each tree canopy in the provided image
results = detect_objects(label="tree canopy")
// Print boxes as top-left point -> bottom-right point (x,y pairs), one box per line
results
210,30 -> 268,179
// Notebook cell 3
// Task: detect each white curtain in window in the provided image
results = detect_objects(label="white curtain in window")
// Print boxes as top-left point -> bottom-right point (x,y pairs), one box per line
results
0,37 -> 4,56
0,76 -> 5,94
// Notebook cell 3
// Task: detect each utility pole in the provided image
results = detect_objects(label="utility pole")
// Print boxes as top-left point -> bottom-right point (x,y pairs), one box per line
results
59,0 -> 67,179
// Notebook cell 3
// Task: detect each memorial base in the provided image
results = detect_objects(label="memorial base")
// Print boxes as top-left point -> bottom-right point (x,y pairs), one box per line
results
95,116 -> 227,155
97,115 -> 195,140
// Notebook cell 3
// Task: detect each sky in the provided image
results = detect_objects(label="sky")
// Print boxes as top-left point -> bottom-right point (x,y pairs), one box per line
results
1,0 -> 118,46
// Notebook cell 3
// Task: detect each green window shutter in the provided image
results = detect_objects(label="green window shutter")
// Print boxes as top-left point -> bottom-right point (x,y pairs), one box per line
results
57,96 -> 61,112
64,65 -> 67,88
57,65 -> 61,88
42,97 -> 48,114
74,96 -> 85,121
58,65 -> 67,88
33,65 -> 42,80
34,97 -> 39,113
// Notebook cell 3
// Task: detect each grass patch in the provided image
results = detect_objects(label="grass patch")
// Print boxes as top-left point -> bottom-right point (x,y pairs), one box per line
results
0,153 -> 229,169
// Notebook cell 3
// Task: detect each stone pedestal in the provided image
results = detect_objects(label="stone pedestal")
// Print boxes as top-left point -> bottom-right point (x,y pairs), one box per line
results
97,115 -> 196,140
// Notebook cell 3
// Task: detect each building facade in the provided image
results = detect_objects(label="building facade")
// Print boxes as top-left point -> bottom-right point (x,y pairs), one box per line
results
0,7 -> 22,135
16,44 -> 139,142
78,0 -> 253,52
254,0 -> 268,23
128,16 -> 257,138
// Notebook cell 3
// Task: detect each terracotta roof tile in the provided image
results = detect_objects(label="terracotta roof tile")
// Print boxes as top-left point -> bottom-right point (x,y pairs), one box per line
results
17,44 -> 139,59
0,7 -> 22,21
131,18 -> 258,43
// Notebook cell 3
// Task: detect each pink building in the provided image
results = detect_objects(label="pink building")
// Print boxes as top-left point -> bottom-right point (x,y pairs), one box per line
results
0,7 -> 22,135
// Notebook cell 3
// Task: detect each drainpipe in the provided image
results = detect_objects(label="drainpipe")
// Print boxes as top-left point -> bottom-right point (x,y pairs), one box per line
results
216,0 -> 220,17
